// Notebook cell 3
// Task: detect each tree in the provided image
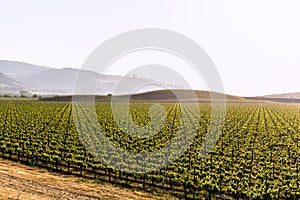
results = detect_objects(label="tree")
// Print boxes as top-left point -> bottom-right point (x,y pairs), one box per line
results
19,90 -> 30,97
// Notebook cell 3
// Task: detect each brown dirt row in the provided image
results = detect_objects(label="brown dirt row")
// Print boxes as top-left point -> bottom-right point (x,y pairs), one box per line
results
0,158 -> 174,200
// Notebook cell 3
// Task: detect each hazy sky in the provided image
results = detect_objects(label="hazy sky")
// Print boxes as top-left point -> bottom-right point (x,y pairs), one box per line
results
1,0 -> 300,96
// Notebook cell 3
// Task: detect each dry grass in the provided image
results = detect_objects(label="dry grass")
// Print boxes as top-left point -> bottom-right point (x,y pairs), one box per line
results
0,158 -> 175,200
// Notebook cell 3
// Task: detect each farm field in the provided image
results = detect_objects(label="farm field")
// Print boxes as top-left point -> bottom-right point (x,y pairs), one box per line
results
0,99 -> 300,199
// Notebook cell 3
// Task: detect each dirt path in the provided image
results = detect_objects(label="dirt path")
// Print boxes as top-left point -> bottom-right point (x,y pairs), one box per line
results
0,158 -> 173,200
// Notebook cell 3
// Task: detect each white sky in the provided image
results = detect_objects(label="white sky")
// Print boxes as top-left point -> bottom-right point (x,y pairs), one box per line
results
1,0 -> 300,96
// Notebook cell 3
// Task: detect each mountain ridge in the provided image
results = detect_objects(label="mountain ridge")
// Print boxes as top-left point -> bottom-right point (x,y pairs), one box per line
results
0,60 -> 177,95
0,72 -> 33,93
261,92 -> 300,99
2,60 -> 300,101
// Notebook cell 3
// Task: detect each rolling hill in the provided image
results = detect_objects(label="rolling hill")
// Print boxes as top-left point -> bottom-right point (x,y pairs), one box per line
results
0,73 -> 33,93
21,68 -> 165,95
0,60 -> 49,82
0,60 -> 170,95
243,92 -> 300,103
3,60 -> 298,103
41,89 -> 246,103
262,92 -> 300,99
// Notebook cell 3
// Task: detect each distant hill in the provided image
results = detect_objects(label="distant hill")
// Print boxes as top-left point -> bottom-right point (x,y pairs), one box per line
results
0,73 -> 33,93
128,89 -> 242,101
0,60 -> 49,82
0,60 -> 169,95
22,68 -> 164,95
41,89 -> 246,103
242,92 -> 300,104
20,68 -> 99,92
244,96 -> 300,103
262,92 -> 300,99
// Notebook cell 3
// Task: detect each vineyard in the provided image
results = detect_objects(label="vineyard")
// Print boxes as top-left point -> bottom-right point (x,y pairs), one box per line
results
0,99 -> 300,199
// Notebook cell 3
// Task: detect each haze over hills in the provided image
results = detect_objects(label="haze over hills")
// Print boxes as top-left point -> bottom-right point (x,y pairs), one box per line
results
0,60 -> 49,82
242,92 -> 300,103
261,92 -> 300,99
1,60 -> 300,102
28,68 -> 167,94
0,72 -> 33,93
0,60 -> 245,102
0,60 -> 173,95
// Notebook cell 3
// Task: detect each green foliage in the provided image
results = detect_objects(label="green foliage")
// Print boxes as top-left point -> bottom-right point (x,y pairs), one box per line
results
0,101 -> 299,199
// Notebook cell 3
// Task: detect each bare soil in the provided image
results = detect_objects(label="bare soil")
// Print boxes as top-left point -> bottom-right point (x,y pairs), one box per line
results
0,158 -> 174,200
